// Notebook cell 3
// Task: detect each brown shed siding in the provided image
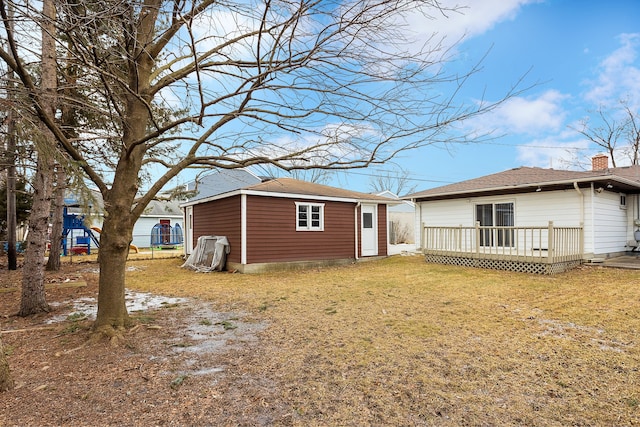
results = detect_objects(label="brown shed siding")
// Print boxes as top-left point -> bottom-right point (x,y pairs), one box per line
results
245,196 -> 356,264
377,204 -> 388,257
192,195 -> 242,264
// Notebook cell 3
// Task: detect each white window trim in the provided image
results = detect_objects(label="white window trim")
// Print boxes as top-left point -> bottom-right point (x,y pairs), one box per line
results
620,193 -> 627,210
295,202 -> 325,231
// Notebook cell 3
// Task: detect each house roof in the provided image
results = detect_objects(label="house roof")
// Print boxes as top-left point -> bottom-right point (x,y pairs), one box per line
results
186,168 -> 262,202
141,199 -> 182,217
182,177 -> 398,206
406,165 -> 640,201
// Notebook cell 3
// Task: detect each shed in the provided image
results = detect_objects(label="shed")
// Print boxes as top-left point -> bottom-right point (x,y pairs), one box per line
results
181,177 -> 397,273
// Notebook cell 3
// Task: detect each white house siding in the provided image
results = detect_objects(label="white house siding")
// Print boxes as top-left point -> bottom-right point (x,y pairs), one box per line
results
415,190 -> 592,253
629,194 -> 640,244
592,190 -> 628,256
132,216 -> 183,249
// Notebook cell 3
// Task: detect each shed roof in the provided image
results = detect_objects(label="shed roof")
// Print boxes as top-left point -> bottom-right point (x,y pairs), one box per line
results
244,178 -> 395,202
182,177 -> 397,207
406,165 -> 640,201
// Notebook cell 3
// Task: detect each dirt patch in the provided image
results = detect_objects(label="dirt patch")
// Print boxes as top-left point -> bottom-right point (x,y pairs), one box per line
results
0,263 -> 278,426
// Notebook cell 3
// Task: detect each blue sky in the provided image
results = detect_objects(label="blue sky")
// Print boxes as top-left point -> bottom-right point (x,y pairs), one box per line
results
326,0 -> 640,194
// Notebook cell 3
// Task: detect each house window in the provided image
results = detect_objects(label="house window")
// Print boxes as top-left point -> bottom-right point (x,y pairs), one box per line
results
620,194 -> 627,209
476,202 -> 514,247
296,202 -> 324,231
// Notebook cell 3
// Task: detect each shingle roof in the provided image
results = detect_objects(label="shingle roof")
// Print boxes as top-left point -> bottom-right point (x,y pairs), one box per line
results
141,199 -> 182,216
245,177 -> 395,202
187,169 -> 262,202
406,165 -> 640,200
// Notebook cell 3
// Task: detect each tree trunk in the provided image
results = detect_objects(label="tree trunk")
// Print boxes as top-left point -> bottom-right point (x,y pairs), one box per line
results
19,156 -> 53,316
93,195 -> 136,333
19,0 -> 56,316
0,337 -> 13,392
5,2 -> 17,271
46,166 -> 65,271
6,107 -> 17,271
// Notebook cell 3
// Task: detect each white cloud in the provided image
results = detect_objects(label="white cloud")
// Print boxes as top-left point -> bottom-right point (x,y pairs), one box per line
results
465,90 -> 569,136
403,0 -> 541,51
516,137 -> 590,169
583,33 -> 640,108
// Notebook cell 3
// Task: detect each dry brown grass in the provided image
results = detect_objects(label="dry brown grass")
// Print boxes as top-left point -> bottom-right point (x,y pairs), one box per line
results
124,255 -> 640,426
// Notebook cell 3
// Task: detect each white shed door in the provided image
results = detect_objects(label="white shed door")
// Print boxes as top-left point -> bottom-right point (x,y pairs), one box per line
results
361,204 -> 378,257
185,206 -> 194,254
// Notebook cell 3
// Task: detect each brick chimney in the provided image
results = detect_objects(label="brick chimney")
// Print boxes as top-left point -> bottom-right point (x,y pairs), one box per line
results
592,154 -> 609,171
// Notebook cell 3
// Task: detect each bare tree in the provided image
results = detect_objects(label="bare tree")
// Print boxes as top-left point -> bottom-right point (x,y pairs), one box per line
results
573,101 -> 640,167
45,165 -> 65,271
369,167 -> 417,196
0,0 -> 526,336
622,103 -> 640,166
3,0 -> 17,271
17,0 -> 57,316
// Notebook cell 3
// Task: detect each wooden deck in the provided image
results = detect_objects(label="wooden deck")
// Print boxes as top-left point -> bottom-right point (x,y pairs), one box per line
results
422,222 -> 584,274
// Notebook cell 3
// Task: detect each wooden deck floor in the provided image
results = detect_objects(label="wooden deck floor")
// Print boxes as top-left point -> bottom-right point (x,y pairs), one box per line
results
602,254 -> 640,270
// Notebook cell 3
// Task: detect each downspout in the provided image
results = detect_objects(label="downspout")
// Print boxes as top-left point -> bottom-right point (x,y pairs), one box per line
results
573,182 -> 584,224
355,202 -> 361,260
590,183 -> 596,257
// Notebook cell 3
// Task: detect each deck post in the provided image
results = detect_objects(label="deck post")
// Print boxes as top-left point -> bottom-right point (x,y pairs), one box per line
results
474,221 -> 480,258
547,221 -> 554,264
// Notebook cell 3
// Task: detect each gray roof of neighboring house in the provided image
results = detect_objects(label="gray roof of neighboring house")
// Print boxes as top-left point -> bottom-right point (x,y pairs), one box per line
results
406,165 -> 640,201
376,190 -> 415,213
141,199 -> 182,217
186,169 -> 262,202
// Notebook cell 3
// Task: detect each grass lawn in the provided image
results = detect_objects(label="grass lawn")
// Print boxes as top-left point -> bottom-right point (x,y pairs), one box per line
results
126,255 -> 640,425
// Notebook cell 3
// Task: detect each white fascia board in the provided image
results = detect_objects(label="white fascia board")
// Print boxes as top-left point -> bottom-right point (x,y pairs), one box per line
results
179,189 -> 243,207
180,188 -> 397,207
411,176 -> 640,202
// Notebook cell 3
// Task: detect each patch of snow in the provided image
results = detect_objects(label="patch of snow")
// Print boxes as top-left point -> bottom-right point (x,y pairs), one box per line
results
47,290 -> 188,323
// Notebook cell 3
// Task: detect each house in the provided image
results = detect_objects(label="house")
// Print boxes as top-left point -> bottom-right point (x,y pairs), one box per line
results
134,199 -> 183,249
63,192 -> 183,251
181,176 -> 398,273
181,168 -> 263,251
405,154 -> 640,274
376,190 -> 416,252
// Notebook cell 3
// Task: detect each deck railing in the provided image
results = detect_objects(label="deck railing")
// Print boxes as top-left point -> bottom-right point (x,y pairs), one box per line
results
422,221 -> 584,264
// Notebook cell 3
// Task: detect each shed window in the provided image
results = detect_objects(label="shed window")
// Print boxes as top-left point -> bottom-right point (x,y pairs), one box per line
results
296,202 -> 324,231
363,212 -> 373,229
620,194 -> 627,209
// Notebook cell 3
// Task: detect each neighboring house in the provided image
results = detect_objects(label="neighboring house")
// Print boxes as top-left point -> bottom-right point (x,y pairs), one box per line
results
181,168 -> 263,251
376,190 -> 416,246
405,154 -> 640,274
181,176 -> 397,273
64,192 -> 183,250
133,199 -> 183,249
